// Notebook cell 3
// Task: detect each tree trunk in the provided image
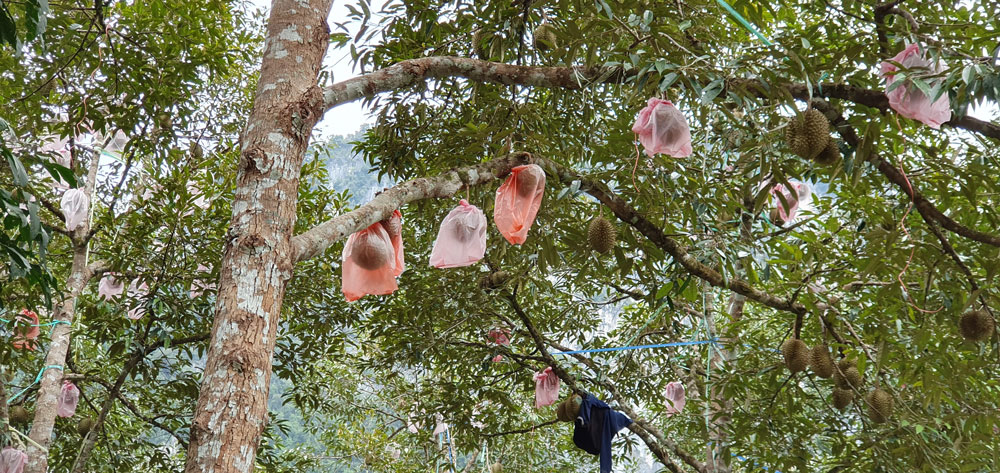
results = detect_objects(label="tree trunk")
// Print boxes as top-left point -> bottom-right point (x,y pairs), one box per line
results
24,151 -> 100,473
183,1 -> 332,471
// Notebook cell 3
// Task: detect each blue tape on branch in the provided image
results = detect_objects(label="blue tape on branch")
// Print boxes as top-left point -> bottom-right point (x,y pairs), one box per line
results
551,338 -> 720,356
7,365 -> 64,404
716,0 -> 773,46
0,318 -> 71,327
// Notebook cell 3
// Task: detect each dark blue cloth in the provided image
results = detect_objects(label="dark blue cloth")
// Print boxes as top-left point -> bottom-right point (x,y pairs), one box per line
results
573,394 -> 632,473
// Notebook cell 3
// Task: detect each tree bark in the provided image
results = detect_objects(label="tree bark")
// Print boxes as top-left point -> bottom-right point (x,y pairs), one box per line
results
183,1 -> 332,472
24,149 -> 100,473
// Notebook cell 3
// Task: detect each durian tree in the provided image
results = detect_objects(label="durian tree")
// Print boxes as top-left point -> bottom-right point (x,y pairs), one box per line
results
3,0 -> 1000,473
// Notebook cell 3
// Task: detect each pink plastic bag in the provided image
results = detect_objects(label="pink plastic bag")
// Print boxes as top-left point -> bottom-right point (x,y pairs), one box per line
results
1,447 -> 28,473
632,98 -> 693,157
488,328 -> 510,346
494,164 -> 545,245
380,210 -> 405,277
430,200 -> 487,268
342,219 -> 401,302
533,367 -> 560,408
770,181 -> 811,224
880,44 -> 951,129
98,274 -> 125,301
127,279 -> 149,320
60,188 -> 88,231
12,309 -> 40,351
57,381 -> 80,418
664,381 -> 686,415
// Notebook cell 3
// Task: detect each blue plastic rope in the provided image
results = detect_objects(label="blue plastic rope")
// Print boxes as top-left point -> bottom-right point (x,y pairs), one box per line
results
551,338 -> 720,356
0,318 -> 71,327
716,0 -> 773,46
7,364 -> 64,404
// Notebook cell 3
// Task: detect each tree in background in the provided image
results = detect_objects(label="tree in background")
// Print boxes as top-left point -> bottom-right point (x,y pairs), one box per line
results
4,0 -> 1000,473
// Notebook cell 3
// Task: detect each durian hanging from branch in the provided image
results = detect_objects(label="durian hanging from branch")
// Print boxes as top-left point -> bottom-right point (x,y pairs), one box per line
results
784,107 -> 839,166
587,215 -> 617,254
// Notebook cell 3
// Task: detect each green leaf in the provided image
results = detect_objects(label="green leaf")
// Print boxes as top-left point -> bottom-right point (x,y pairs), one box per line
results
25,0 -> 48,42
0,5 -> 17,47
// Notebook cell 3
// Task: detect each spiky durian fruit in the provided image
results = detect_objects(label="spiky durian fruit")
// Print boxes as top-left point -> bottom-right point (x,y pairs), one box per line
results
786,109 -> 831,160
866,388 -> 893,423
556,399 -> 569,421
473,29 -> 488,59
588,216 -> 617,253
784,118 -> 811,158
814,139 -> 841,166
478,270 -> 510,290
832,388 -> 854,411
834,366 -> 863,390
532,23 -> 558,51
567,394 -> 582,419
490,462 -> 504,473
10,406 -> 30,424
802,109 -> 831,155
958,309 -> 995,342
78,417 -> 97,435
781,339 -> 810,373
810,344 -> 834,378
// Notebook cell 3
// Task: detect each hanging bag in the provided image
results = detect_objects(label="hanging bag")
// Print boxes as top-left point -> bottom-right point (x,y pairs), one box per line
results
60,188 -> 88,231
342,219 -> 400,301
1,447 -> 28,473
533,366 -> 560,408
664,381 -> 686,415
57,381 -> 80,417
880,44 -> 951,129
632,98 -> 693,158
12,309 -> 40,351
494,164 -> 545,245
430,200 -> 487,268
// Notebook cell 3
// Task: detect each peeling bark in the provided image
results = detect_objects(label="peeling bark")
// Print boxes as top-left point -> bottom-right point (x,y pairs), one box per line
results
183,1 -> 333,472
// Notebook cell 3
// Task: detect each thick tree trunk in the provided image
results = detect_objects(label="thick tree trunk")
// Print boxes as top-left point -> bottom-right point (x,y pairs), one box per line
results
24,152 -> 100,473
183,1 -> 332,471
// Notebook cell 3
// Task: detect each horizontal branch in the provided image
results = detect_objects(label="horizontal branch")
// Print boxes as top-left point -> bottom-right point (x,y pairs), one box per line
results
535,157 -> 808,317
291,151 -> 534,262
731,79 -> 1000,141
811,99 -> 1000,247
322,56 -> 625,110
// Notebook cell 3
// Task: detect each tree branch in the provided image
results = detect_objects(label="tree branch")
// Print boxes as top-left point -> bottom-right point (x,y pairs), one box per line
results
808,99 -> 1000,247
503,294 -> 696,473
535,157 -> 809,318
729,79 -> 1000,142
290,151 -> 534,262
321,56 -> 626,111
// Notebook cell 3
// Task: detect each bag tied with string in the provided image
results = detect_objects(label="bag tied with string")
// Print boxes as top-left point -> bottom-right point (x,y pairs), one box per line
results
879,43 -> 952,129
342,210 -> 405,301
533,366 -> 560,408
494,164 -> 545,245
664,381 -> 686,415
632,98 -> 693,158
57,381 -> 80,417
430,199 -> 486,268
12,309 -> 40,351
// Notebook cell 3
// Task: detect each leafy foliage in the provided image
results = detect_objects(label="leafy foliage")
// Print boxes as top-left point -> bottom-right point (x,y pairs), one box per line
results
3,0 -> 1000,472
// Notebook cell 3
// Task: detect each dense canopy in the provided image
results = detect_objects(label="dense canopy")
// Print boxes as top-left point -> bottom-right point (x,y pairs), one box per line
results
1,0 -> 999,472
